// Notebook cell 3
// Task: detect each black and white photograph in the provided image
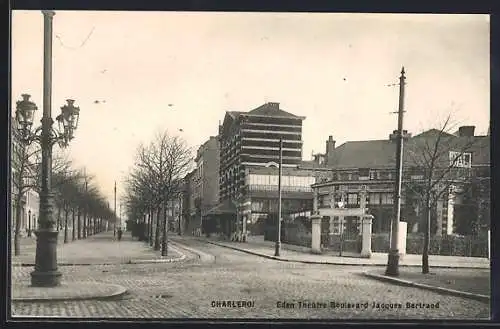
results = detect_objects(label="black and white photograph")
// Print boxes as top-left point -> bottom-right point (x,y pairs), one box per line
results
9,10 -> 490,320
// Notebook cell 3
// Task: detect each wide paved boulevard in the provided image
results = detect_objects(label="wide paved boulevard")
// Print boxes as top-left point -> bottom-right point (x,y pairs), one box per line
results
12,238 -> 489,320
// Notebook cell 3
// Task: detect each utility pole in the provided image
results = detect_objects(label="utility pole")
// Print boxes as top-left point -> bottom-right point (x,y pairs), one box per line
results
274,138 -> 283,257
83,179 -> 87,238
114,181 -> 117,237
385,66 -> 406,277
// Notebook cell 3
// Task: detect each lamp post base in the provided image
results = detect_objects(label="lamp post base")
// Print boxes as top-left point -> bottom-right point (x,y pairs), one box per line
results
274,241 -> 281,257
30,229 -> 62,287
385,250 -> 400,277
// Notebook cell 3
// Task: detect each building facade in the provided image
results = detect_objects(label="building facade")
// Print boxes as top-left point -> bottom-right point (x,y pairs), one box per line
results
11,119 -> 40,237
213,102 -> 316,236
185,136 -> 220,234
311,126 -> 490,236
182,169 -> 195,233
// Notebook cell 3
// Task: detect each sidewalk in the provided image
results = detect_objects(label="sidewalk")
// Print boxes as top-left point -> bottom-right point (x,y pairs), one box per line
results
361,267 -> 490,303
197,235 -> 489,269
12,230 -> 185,266
11,228 -> 73,255
12,230 -> 188,302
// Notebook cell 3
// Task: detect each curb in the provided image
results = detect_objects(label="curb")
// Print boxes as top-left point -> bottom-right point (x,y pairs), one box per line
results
360,272 -> 490,303
169,240 -> 216,263
130,254 -> 186,264
12,282 -> 128,303
204,241 -> 489,269
12,256 -> 186,267
12,254 -> 187,267
12,243 -> 189,267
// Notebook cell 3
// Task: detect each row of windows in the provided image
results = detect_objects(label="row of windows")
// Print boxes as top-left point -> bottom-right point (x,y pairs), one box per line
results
248,184 -> 313,193
240,148 -> 302,158
318,192 -> 395,207
241,123 -> 302,133
242,132 -> 302,141
240,155 -> 302,165
241,140 -> 302,149
332,171 -> 394,181
248,174 -> 315,187
243,116 -> 303,126
330,166 -> 478,182
251,198 -> 313,213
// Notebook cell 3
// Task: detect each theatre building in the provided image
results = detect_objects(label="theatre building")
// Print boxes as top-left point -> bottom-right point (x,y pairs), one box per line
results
205,102 -> 315,238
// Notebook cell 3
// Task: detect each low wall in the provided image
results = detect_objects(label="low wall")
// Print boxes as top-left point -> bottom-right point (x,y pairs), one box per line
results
371,233 -> 488,258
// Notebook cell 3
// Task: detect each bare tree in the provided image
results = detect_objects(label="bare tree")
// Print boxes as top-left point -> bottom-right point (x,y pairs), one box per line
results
11,131 -> 40,255
404,115 -> 479,273
126,131 -> 193,256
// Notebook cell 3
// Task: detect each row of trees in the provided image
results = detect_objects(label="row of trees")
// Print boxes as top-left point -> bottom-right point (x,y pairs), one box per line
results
123,130 -> 193,256
11,129 -> 116,256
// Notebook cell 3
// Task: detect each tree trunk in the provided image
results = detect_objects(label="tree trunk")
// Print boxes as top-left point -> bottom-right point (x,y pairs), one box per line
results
82,210 -> 86,239
90,217 -> 93,236
149,209 -> 154,247
178,200 -> 182,236
143,213 -> 148,241
72,208 -> 76,241
162,202 -> 169,256
64,207 -> 69,243
422,194 -> 431,274
57,205 -> 62,231
86,216 -> 90,237
14,198 -> 22,256
77,207 -> 81,239
154,207 -> 161,250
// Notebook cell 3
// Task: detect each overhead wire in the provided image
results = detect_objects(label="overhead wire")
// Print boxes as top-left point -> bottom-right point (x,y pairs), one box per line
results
55,26 -> 95,50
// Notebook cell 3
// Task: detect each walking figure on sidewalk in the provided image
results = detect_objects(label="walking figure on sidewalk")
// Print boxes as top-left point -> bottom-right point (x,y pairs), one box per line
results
117,228 -> 123,241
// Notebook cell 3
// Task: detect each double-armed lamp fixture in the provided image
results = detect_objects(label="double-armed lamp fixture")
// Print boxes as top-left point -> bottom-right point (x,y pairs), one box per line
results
15,94 -> 80,147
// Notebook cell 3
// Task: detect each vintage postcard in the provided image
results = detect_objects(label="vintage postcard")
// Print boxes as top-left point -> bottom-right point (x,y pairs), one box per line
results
10,10 -> 490,321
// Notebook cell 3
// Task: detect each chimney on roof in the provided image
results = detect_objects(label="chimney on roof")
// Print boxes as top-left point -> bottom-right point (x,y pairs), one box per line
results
458,126 -> 475,137
268,102 -> 280,109
325,135 -> 336,165
389,130 -> 411,141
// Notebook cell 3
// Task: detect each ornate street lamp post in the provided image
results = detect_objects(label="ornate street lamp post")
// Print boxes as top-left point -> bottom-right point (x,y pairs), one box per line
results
15,93 -> 80,286
14,9 -> 81,288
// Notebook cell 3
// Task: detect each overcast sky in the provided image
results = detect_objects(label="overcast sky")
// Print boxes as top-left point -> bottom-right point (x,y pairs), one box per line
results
11,11 -> 490,208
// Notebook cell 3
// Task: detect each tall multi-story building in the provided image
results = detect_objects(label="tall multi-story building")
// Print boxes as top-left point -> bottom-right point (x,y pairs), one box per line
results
310,126 -> 490,236
211,102 -> 316,237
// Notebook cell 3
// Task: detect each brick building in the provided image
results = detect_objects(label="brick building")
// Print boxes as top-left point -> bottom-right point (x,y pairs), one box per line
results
207,102 -> 316,237
310,126 -> 490,236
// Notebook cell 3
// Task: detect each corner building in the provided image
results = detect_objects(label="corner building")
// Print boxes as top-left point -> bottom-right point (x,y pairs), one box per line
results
211,102 -> 314,237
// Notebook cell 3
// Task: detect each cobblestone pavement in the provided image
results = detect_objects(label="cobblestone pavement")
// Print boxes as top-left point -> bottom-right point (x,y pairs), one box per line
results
11,239 -> 490,320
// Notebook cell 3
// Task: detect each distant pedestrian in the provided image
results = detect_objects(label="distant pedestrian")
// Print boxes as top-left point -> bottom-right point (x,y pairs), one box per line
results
117,228 -> 123,241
